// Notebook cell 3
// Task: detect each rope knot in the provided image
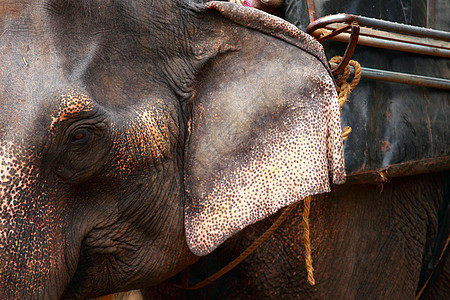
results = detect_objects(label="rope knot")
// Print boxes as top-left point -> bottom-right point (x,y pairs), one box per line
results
329,56 -> 361,141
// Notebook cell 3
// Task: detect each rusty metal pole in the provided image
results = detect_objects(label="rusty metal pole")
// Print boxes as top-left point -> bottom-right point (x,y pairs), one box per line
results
330,63 -> 450,90
355,15 -> 450,41
307,14 -> 450,58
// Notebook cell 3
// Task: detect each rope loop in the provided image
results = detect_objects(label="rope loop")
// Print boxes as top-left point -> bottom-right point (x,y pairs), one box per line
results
329,56 -> 361,141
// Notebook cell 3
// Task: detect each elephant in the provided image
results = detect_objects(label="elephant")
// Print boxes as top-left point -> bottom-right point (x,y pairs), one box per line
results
0,0 -> 345,298
1,0 -> 448,299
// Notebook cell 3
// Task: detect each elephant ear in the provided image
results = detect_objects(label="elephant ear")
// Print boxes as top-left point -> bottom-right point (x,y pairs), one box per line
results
184,2 -> 345,256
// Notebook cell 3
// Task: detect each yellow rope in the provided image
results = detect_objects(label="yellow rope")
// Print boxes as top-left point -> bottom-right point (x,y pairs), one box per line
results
298,57 -> 361,287
329,56 -> 361,141
302,196 -> 315,285
314,28 -> 329,40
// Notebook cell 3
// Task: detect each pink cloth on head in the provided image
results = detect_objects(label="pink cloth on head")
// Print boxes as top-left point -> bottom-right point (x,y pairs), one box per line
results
243,0 -> 259,7
242,0 -> 282,16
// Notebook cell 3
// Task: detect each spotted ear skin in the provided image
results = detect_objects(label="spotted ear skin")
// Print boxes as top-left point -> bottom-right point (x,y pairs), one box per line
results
184,3 -> 345,256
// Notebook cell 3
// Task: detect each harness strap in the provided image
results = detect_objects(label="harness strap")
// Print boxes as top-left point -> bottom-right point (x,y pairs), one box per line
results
415,234 -> 450,299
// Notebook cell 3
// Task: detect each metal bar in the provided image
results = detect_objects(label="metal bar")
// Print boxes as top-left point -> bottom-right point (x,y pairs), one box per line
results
307,14 -> 450,42
317,24 -> 352,42
305,0 -> 317,23
355,15 -> 450,41
426,0 -> 436,28
330,63 -> 450,90
331,24 -> 360,75
320,30 -> 450,58
307,14 -> 357,34
325,23 -> 449,50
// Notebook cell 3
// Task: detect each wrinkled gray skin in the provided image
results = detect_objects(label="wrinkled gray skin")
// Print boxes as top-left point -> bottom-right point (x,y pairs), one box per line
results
0,0 -> 338,298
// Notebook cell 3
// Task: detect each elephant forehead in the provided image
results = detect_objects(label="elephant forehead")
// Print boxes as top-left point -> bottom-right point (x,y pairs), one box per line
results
50,91 -> 95,129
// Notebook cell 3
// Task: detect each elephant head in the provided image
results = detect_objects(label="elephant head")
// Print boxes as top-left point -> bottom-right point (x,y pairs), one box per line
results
0,0 -> 344,298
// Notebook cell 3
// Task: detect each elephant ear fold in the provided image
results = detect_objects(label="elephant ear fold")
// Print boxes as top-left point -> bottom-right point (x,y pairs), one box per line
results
184,5 -> 345,257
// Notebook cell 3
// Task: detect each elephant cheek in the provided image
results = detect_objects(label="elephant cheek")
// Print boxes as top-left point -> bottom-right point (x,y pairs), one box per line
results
0,146 -> 79,299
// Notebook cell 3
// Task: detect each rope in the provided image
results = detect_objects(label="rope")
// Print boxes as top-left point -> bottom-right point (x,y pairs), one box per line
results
329,56 -> 361,141
295,57 -> 361,287
296,57 -> 362,286
314,28 -> 329,40
181,201 -> 300,290
415,234 -> 450,299
302,196 -> 315,285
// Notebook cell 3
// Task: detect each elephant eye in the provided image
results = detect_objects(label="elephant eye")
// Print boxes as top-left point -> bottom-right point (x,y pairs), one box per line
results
71,128 -> 91,144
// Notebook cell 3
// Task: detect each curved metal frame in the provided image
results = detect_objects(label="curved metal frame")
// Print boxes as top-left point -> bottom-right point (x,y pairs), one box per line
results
306,13 -> 450,88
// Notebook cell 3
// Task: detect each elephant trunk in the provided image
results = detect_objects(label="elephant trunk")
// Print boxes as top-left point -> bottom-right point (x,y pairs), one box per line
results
0,142 -> 77,299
